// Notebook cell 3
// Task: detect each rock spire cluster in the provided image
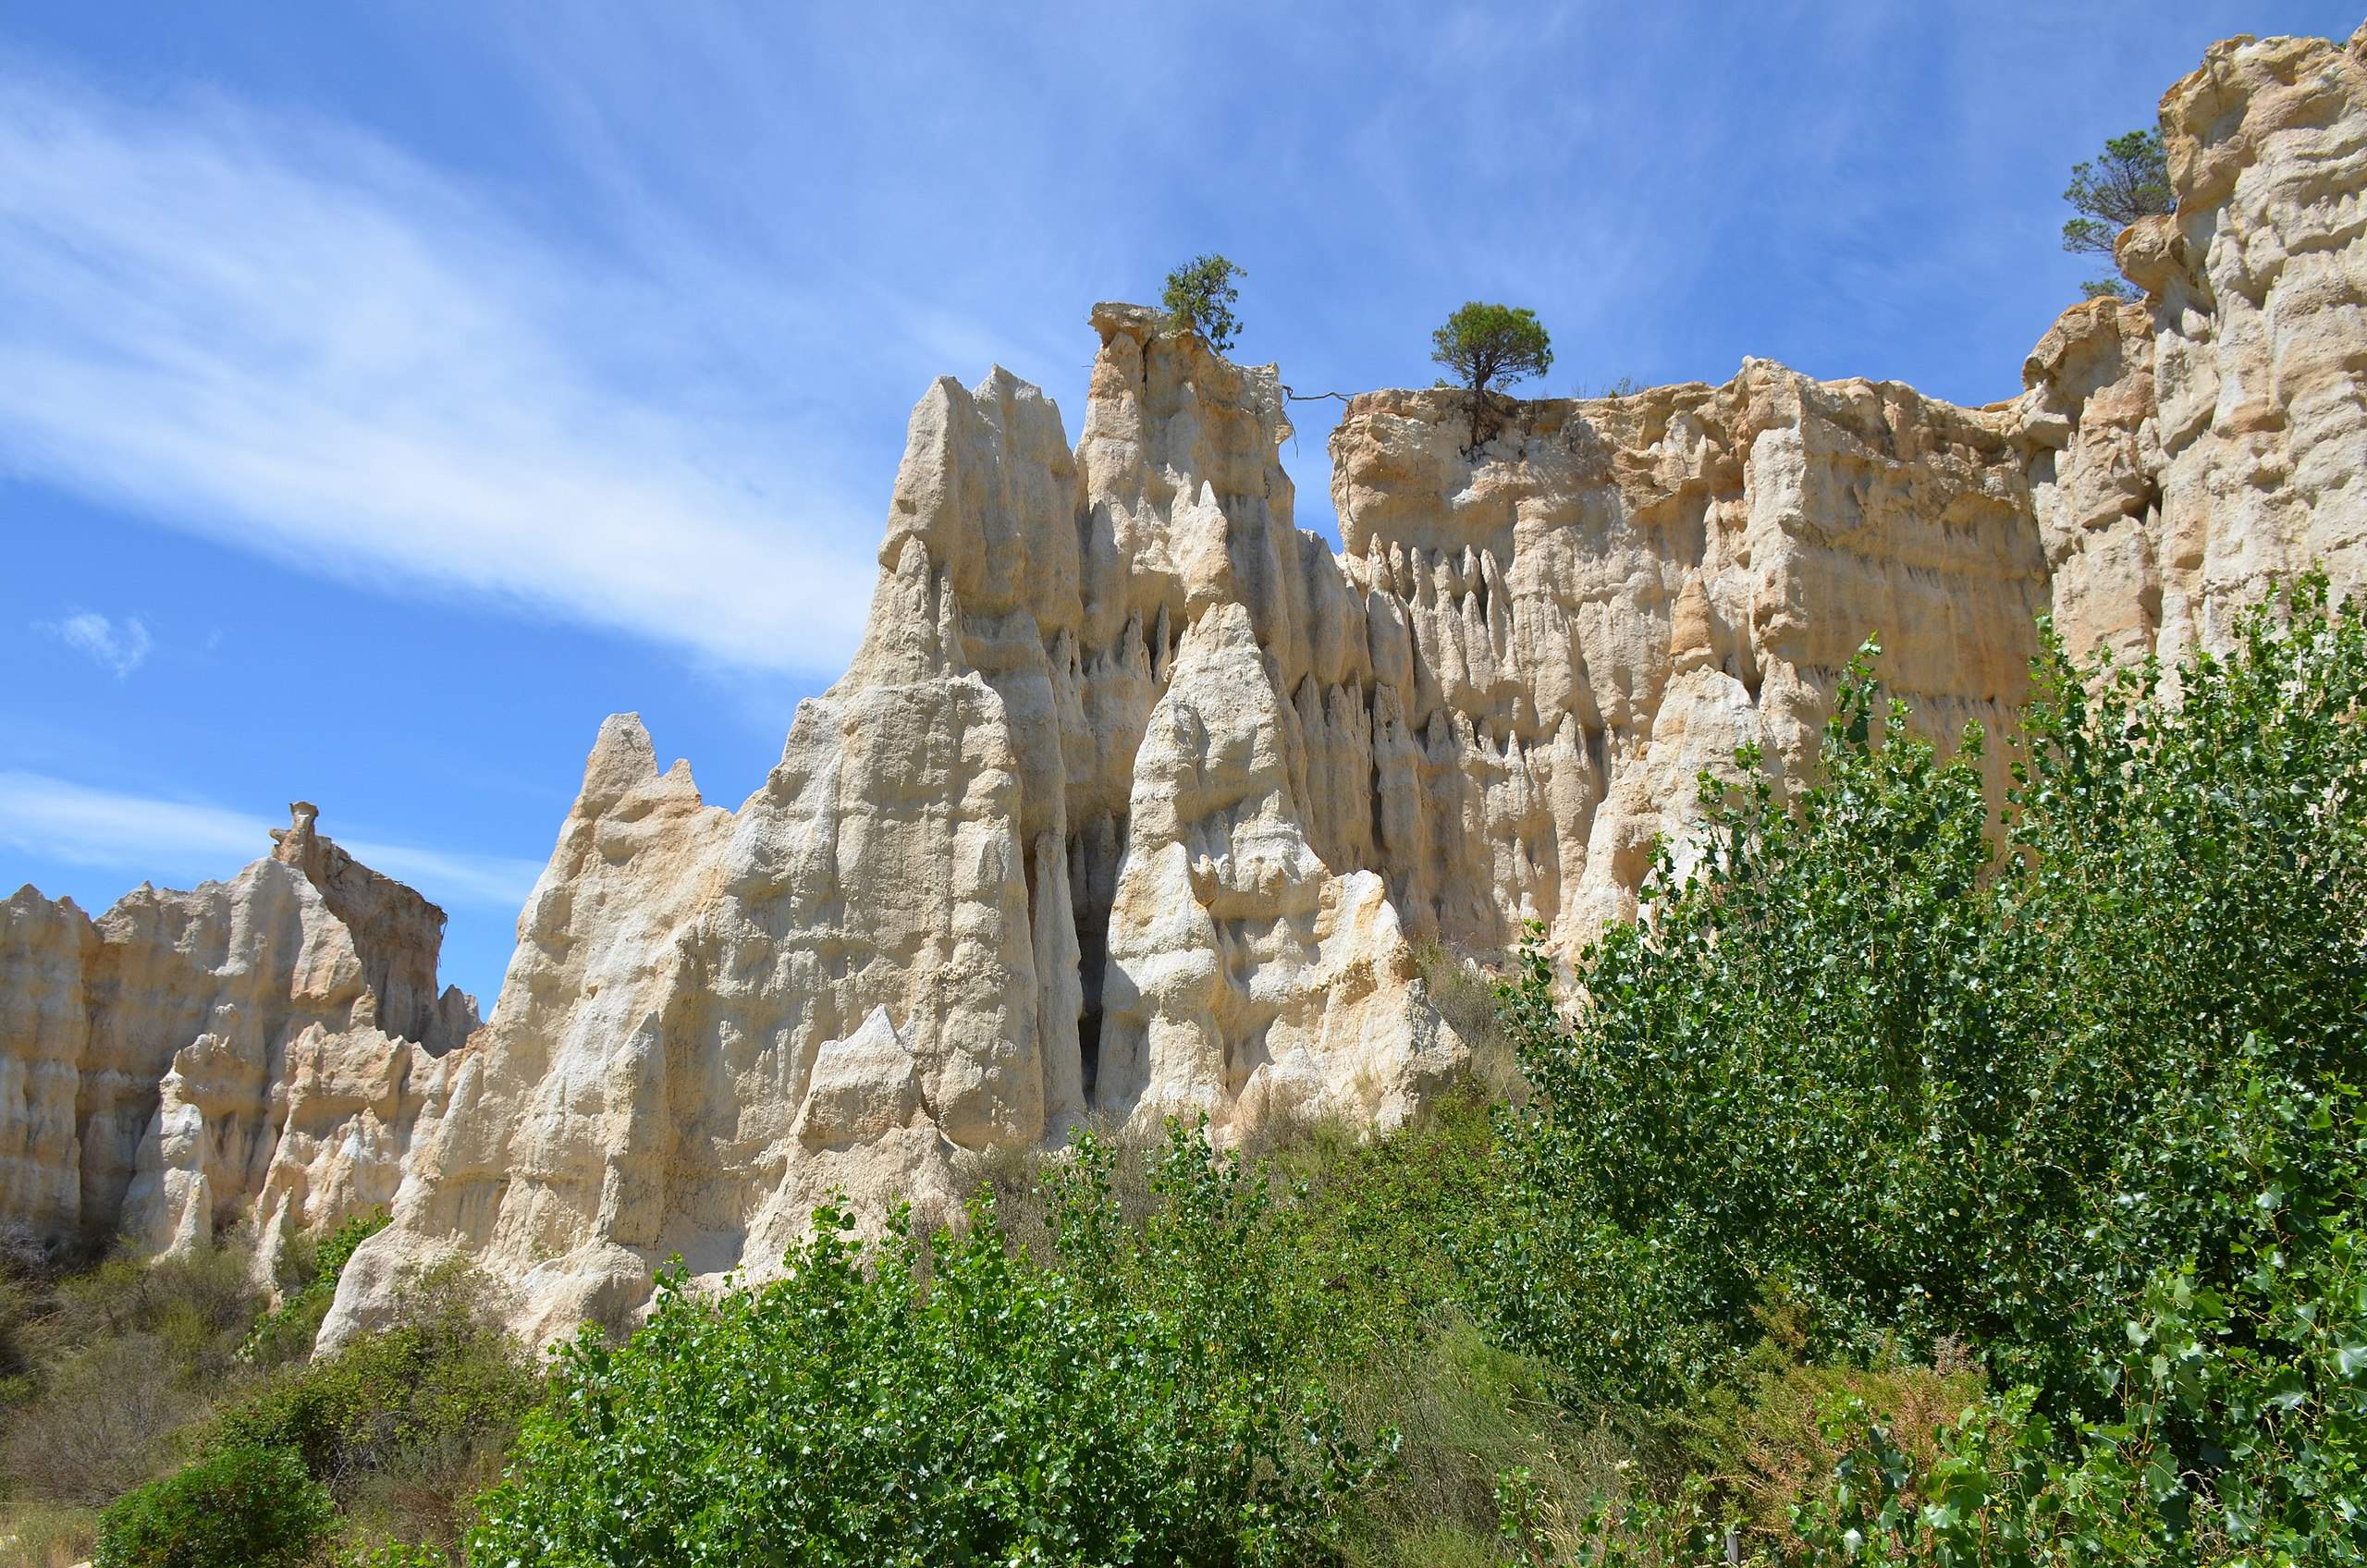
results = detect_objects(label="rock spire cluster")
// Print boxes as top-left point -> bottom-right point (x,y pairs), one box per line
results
0,805 -> 474,1277
1,24 -> 2361,1351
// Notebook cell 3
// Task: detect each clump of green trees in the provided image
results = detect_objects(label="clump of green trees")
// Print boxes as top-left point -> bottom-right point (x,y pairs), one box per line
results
1488,577 -> 2367,1562
475,1131 -> 1391,1566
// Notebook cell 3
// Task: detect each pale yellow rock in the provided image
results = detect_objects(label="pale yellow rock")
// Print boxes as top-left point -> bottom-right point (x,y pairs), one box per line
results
2136,26 -> 2367,668
6,19 -> 2357,1361
0,810 -> 474,1278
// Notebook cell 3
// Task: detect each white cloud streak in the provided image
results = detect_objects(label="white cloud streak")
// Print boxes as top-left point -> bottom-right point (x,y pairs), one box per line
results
35,610 -> 152,677
0,771 -> 543,913
0,62 -> 877,675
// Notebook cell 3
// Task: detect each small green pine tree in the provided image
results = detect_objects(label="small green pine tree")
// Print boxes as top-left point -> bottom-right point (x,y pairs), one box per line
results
1159,254 -> 1245,354
1429,301 -> 1553,451
2062,128 -> 2169,301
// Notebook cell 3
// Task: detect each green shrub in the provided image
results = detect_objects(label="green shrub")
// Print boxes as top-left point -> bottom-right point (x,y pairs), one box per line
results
93,1446 -> 334,1568
240,1207 -> 388,1366
1160,253 -> 1245,353
1484,582 -> 2367,1414
210,1262 -> 535,1501
1789,1061 -> 2367,1563
473,1122 -> 1391,1566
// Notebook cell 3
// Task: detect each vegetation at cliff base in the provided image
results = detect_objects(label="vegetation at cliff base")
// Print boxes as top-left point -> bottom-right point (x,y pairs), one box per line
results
7,580 -> 2364,1564
1163,253 -> 1247,354
2063,127 -> 2171,301
1486,578 -> 2367,1562
0,1225 -> 534,1568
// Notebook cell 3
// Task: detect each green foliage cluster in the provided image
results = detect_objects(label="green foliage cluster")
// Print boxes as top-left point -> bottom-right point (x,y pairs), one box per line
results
211,1261 -> 537,1509
0,1219 -> 531,1568
1487,580 -> 2367,1558
1162,253 -> 1246,354
2062,128 -> 2170,302
94,1446 -> 335,1568
1430,301 -> 1553,451
240,1207 -> 389,1366
474,1122 -> 1390,1567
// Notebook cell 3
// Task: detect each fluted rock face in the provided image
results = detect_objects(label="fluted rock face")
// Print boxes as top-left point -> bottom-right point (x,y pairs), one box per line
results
0,809 -> 476,1272
2064,24 -> 2367,677
0,21 -> 2305,1351
320,25 -> 2367,1351
322,313 -> 1469,1351
1330,361 -> 2045,941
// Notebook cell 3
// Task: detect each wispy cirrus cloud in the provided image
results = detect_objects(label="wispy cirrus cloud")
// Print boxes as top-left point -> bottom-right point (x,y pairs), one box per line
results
0,771 -> 542,913
0,60 -> 879,676
35,610 -> 152,678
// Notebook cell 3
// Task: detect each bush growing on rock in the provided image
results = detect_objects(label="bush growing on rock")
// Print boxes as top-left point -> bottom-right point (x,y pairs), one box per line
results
2062,127 -> 2169,301
1161,252 -> 1246,354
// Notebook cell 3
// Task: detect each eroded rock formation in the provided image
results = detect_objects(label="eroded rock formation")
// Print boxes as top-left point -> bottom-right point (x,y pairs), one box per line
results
0,25 -> 2357,1352
0,807 -> 475,1274
308,23 -> 2367,1351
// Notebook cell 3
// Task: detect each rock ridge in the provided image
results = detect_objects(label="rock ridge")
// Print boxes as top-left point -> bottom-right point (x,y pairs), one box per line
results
0,805 -> 478,1273
0,24 -> 2360,1354
307,21 -> 2367,1347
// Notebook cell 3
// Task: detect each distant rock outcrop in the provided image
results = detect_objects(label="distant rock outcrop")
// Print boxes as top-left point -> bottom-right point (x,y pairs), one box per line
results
0,806 -> 476,1276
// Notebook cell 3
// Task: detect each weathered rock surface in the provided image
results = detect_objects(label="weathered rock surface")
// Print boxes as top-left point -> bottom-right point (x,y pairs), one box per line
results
2070,25 -> 2367,675
314,24 -> 2367,1350
0,26 -> 2354,1352
0,808 -> 475,1274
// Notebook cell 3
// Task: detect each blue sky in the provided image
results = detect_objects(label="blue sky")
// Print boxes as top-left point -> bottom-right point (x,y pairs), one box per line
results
4,2 -> 2355,1006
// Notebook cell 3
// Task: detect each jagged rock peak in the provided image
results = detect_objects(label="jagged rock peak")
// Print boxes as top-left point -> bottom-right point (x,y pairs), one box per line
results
324,18 -> 2367,1347
0,807 -> 479,1269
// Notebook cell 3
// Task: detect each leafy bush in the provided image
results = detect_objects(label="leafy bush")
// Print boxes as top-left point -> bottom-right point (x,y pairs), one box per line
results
93,1446 -> 334,1568
1791,1063 -> 2367,1563
240,1207 -> 388,1366
1161,253 -> 1246,354
473,1122 -> 1390,1567
207,1259 -> 536,1548
1484,582 -> 2367,1415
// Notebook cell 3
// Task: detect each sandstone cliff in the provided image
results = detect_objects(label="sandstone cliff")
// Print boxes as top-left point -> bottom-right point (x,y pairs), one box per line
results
0,26 -> 2355,1354
0,807 -> 476,1274
311,24 -> 2367,1351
